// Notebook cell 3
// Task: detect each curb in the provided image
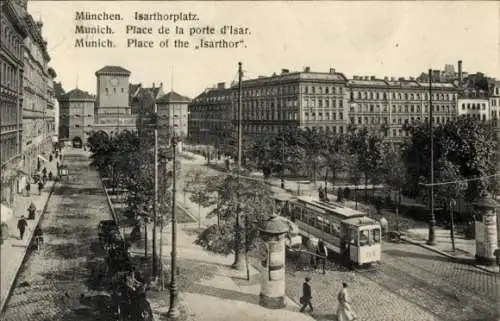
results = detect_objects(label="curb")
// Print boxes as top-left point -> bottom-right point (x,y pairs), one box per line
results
400,237 -> 499,275
0,175 -> 59,313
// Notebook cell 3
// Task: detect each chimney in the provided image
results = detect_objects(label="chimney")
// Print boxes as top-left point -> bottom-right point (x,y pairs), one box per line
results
370,76 -> 376,80
36,21 -> 43,31
152,82 -> 155,88
159,82 -> 163,87
458,60 -> 463,83
384,76 -> 389,81
409,77 -> 415,81
304,66 -> 310,73
281,69 -> 289,74
398,77 -> 405,81
391,77 -> 396,81
329,68 -> 336,74
217,82 -> 225,89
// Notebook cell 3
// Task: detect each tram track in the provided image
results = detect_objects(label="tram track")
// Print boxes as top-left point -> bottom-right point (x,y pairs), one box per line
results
382,245 -> 499,304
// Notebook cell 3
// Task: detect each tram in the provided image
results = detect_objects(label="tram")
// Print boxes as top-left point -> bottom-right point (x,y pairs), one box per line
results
280,195 -> 381,267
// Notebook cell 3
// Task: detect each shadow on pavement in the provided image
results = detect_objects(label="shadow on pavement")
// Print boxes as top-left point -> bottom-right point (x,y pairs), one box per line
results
185,283 -> 258,305
313,313 -> 338,321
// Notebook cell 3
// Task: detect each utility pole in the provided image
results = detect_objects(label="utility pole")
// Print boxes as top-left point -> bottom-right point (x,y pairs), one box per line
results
427,69 -> 437,246
281,137 -> 285,189
232,62 -> 245,271
152,103 -> 158,277
167,135 -> 180,319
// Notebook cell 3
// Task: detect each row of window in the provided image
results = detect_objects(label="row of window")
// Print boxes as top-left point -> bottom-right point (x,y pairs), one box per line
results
0,103 -> 18,126
0,135 -> 18,164
104,87 -> 125,94
351,91 -> 456,101
1,23 -> 23,59
1,61 -> 20,91
461,103 -> 487,110
304,111 -> 344,121
303,98 -> 344,108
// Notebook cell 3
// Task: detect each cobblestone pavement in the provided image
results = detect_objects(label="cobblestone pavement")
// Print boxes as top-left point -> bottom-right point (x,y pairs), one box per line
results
1,149 -> 113,321
284,241 -> 499,321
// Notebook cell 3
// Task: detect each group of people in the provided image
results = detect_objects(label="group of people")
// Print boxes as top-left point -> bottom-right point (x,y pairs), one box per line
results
300,277 -> 357,321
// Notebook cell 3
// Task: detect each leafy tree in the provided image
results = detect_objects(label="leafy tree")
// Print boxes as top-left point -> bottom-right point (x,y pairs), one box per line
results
184,169 -> 215,227
403,117 -> 498,209
195,170 -> 274,259
380,148 -> 407,198
346,127 -> 384,199
434,159 -> 467,219
322,133 -> 350,187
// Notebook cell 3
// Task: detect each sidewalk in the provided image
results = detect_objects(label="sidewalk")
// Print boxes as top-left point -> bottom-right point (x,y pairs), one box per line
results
145,221 -> 315,321
400,227 -> 500,274
0,151 -> 63,312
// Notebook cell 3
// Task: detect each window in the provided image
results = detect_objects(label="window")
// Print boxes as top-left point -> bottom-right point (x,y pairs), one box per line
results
121,88 -> 124,93
105,88 -> 109,94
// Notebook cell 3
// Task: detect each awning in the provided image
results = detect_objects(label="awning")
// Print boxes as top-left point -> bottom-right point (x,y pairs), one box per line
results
1,204 -> 14,223
38,155 -> 50,162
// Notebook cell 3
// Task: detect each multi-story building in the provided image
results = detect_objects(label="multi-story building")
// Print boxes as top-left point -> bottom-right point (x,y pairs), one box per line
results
130,82 -> 164,136
188,82 -> 233,146
58,88 -> 95,144
229,67 -> 349,137
457,98 -> 490,122
1,0 -> 27,206
489,80 -> 500,128
21,14 -> 53,179
156,91 -> 191,151
93,65 -> 136,134
46,67 -> 57,142
347,76 -> 459,144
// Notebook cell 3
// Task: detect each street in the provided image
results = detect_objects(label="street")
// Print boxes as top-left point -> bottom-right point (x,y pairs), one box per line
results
284,241 -> 499,321
1,149 -> 114,321
183,154 -> 500,321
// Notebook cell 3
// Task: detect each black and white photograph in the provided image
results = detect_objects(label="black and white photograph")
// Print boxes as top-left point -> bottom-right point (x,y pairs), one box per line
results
0,1 -> 499,321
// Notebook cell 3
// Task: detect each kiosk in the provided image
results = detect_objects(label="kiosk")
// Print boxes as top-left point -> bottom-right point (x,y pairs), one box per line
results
258,214 -> 290,309
473,196 -> 499,266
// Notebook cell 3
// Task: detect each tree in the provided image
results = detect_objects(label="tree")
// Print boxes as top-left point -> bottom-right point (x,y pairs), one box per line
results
346,127 -> 384,199
184,169 -> 215,228
195,171 -> 274,257
403,117 -> 498,217
323,133 -> 350,188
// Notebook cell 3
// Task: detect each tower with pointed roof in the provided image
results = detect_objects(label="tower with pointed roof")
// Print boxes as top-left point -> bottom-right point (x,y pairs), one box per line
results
93,65 -> 136,134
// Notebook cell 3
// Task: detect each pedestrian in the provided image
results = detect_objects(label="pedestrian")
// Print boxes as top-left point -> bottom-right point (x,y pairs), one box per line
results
17,216 -> 28,240
25,181 -> 31,196
317,240 -> 327,274
48,171 -> 53,181
42,167 -> 47,176
336,282 -> 357,321
49,154 -> 53,162
380,217 -> 388,239
38,180 -> 44,195
42,173 -> 47,184
299,276 -> 313,313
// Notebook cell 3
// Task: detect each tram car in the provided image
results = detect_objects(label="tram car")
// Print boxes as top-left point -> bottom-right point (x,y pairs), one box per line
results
282,196 -> 382,267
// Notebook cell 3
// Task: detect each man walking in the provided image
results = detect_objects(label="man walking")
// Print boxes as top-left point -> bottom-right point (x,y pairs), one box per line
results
38,180 -> 44,195
337,282 -> 357,321
17,216 -> 28,240
299,277 -> 313,313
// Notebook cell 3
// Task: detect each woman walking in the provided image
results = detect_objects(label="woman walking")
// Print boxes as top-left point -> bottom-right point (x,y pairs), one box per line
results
337,282 -> 357,321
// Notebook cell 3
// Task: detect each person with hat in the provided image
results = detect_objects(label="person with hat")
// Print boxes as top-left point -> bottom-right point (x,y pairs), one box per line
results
17,216 -> 28,240
299,276 -> 313,313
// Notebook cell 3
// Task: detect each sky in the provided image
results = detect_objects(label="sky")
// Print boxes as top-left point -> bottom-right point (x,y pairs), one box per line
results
28,1 -> 500,98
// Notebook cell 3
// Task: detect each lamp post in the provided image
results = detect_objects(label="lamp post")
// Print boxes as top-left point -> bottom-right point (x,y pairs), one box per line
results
281,136 -> 285,189
427,69 -> 437,246
449,198 -> 456,252
159,154 -> 168,291
167,135 -> 181,319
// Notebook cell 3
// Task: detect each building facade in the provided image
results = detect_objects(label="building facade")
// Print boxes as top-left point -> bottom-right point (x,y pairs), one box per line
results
189,67 -> 461,147
93,65 -> 136,134
188,82 -> 234,146
21,15 -> 53,178
58,88 -> 95,144
0,0 -> 27,206
457,98 -> 490,122
156,91 -> 191,150
489,81 -> 500,128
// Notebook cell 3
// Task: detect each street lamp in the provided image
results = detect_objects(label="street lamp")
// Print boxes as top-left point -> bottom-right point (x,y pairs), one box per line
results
167,135 -> 181,319
281,136 -> 285,189
159,154 -> 168,291
449,198 -> 456,252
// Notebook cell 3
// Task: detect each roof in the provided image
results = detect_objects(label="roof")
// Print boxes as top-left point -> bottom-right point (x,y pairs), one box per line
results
156,91 -> 191,103
295,196 -> 365,218
342,216 -> 379,227
348,79 -> 388,87
95,65 -> 131,76
58,88 -> 95,101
